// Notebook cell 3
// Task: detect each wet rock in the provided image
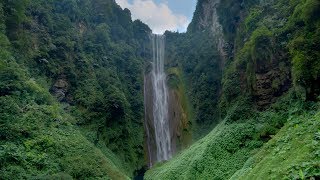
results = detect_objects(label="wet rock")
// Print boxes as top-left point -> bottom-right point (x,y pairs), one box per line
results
144,71 -> 192,167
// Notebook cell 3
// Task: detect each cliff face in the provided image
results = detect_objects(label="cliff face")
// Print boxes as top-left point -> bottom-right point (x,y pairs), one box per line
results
252,50 -> 292,108
188,0 -> 226,59
145,0 -> 320,178
165,0 -> 320,137
144,67 -> 192,167
218,0 -> 319,107
216,0 -> 294,111
189,0 -> 292,110
164,0 -> 225,134
144,72 -> 157,167
168,88 -> 192,151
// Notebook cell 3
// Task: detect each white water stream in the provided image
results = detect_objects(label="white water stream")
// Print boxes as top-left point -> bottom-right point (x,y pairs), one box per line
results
150,34 -> 172,163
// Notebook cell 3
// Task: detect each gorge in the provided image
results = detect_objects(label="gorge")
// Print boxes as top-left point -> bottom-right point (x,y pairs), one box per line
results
0,0 -> 319,179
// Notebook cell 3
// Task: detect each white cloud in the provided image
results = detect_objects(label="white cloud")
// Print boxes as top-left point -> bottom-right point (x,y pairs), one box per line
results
116,0 -> 189,34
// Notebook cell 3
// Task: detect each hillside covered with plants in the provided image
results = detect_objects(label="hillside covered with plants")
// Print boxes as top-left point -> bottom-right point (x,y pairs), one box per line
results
146,0 -> 320,179
0,0 -> 151,179
0,0 -> 319,179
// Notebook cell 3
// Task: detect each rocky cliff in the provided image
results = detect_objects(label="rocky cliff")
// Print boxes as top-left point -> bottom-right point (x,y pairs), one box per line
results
188,0 -> 293,110
189,0 -> 226,59
145,0 -> 320,178
144,65 -> 192,167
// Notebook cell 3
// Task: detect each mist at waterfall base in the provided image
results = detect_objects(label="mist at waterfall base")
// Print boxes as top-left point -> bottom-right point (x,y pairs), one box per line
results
144,34 -> 172,168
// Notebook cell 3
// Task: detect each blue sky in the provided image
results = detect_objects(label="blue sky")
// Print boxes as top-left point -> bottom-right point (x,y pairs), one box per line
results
116,0 -> 197,34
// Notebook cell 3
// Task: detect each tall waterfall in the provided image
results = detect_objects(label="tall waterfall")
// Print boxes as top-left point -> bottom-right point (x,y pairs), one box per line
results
144,34 -> 172,166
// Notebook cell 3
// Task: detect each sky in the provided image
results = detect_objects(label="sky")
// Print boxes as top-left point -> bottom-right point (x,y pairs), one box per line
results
115,0 -> 197,34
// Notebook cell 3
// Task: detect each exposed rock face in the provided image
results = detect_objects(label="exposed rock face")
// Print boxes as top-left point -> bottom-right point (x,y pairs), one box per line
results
252,45 -> 291,109
193,0 -> 291,109
168,88 -> 191,152
254,68 -> 291,108
51,77 -> 69,102
144,73 -> 157,167
144,71 -> 191,167
192,0 -> 226,59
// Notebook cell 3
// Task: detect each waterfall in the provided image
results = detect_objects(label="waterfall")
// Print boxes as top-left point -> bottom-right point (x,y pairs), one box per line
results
144,34 -> 172,166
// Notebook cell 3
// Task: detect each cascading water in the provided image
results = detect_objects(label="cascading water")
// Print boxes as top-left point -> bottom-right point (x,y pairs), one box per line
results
144,34 -> 172,167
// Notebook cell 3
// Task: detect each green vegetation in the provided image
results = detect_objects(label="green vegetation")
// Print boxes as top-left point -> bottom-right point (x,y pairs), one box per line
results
288,0 -> 320,100
167,67 -> 193,149
1,0 -> 319,179
146,0 -> 320,179
233,109 -> 320,179
220,0 -> 320,104
0,0 -> 150,178
0,45 -> 130,179
165,31 -> 222,137
145,93 -> 320,179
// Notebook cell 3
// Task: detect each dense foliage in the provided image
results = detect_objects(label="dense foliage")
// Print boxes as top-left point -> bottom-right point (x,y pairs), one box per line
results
220,0 -> 320,108
164,30 -> 222,137
145,94 -> 320,179
1,0 -> 319,179
163,0 -> 320,140
146,0 -> 320,179
0,0 -> 150,178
